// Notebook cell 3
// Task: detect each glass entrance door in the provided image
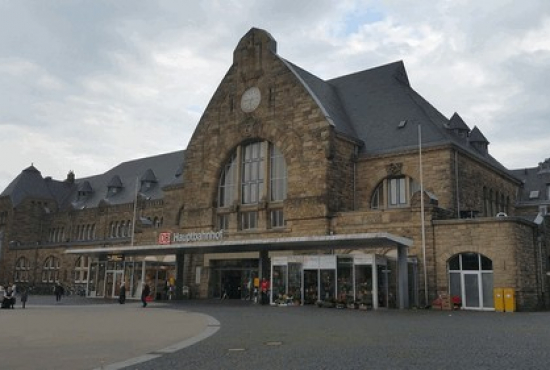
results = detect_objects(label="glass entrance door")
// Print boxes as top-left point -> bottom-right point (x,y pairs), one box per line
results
463,273 -> 480,308
304,270 -> 318,304
105,271 -> 124,298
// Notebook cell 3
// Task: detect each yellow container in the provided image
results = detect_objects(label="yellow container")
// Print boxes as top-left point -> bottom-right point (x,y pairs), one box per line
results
504,288 -> 516,312
493,288 -> 504,312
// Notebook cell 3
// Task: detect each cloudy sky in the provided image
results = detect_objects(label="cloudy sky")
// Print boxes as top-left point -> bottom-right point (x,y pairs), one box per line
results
1,0 -> 549,191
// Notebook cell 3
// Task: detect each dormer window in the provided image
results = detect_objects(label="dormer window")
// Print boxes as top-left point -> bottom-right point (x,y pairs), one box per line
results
107,175 -> 123,197
140,169 -> 158,193
77,181 -> 93,201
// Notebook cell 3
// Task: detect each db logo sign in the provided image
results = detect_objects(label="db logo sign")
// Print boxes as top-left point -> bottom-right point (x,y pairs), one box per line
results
158,232 -> 171,245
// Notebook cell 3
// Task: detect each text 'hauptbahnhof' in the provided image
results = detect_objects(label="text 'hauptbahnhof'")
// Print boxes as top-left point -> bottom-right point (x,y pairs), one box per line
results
1,28 -> 549,311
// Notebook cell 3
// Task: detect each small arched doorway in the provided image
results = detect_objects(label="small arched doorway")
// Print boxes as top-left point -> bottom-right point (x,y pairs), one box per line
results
448,253 -> 494,310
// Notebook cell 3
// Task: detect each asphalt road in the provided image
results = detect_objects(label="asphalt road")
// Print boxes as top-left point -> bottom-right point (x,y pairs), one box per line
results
134,300 -> 550,370
3,296 -> 550,370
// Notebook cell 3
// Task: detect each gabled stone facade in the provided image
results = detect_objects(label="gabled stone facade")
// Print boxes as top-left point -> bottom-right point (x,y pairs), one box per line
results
0,28 -> 548,311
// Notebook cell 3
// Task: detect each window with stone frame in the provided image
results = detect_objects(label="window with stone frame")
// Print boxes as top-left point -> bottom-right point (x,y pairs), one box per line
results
217,141 -> 287,230
269,209 -> 285,228
217,213 -> 229,230
370,176 -> 420,209
15,257 -> 31,283
42,256 -> 60,283
73,256 -> 89,283
241,211 -> 258,230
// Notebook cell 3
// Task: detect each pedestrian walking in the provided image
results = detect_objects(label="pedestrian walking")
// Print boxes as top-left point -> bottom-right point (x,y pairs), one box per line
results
141,283 -> 150,308
220,280 -> 229,300
119,282 -> 126,304
20,288 -> 28,308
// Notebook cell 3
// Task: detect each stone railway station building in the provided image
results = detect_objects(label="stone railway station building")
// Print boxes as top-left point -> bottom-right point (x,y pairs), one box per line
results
1,28 -> 549,311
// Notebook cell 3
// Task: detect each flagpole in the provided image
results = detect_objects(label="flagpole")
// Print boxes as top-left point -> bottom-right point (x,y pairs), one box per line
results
419,124 -> 428,306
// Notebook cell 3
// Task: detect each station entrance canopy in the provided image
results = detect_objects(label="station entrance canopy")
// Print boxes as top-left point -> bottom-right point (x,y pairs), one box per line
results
65,232 -> 412,256
66,232 -> 413,308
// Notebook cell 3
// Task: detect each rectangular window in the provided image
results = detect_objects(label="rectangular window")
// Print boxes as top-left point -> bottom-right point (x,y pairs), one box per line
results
270,210 -> 285,228
241,211 -> 258,230
389,178 -> 406,207
217,214 -> 229,230
242,142 -> 264,205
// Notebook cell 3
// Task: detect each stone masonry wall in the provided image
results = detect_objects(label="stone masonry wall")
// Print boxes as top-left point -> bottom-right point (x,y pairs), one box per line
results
433,218 -> 543,311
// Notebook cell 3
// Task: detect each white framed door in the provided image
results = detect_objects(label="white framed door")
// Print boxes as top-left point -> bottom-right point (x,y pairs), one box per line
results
449,253 -> 494,311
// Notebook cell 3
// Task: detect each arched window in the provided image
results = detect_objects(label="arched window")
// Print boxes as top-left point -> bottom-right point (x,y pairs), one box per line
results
42,256 -> 60,283
15,257 -> 31,283
370,176 -> 420,209
448,252 -> 493,310
218,152 -> 237,208
126,220 -> 131,237
270,146 -> 287,201
218,141 -> 288,230
73,256 -> 89,283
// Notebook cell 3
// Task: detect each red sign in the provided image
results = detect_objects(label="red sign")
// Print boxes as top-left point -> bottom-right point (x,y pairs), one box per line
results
158,232 -> 171,245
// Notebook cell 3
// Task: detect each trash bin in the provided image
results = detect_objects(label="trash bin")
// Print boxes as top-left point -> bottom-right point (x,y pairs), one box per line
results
493,288 -> 504,312
503,288 -> 516,312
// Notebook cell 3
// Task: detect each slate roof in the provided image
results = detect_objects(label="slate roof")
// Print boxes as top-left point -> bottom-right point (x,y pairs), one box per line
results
282,56 -> 514,178
71,150 -> 184,209
0,165 -> 74,208
449,112 -> 470,131
1,151 -> 185,210
510,159 -> 550,206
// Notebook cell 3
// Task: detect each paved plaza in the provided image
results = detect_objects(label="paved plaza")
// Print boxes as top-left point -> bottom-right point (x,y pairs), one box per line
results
2,295 -> 550,370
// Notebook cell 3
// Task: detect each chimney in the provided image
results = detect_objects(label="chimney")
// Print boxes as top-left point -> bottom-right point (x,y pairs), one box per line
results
66,170 -> 75,184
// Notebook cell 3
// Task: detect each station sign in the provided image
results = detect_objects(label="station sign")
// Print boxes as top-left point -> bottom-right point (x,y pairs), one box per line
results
158,230 -> 224,245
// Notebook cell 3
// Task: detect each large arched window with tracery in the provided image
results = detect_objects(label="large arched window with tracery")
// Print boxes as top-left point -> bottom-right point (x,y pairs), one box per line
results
217,141 -> 287,230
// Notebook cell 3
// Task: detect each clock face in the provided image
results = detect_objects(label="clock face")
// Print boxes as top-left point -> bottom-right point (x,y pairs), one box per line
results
240,87 -> 261,113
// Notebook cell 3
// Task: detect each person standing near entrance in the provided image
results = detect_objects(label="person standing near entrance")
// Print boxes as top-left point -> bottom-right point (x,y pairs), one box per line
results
220,280 -> 229,300
141,283 -> 150,307
261,278 -> 270,305
119,282 -> 126,304
54,283 -> 64,302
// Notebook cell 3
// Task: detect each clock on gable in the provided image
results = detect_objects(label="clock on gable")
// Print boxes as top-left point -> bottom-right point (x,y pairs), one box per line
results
240,86 -> 261,113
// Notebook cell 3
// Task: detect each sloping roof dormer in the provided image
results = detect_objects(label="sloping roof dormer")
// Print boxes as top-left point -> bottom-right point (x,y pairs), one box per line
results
448,112 -> 470,138
107,175 -> 123,196
469,126 -> 489,155
140,169 -> 158,192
